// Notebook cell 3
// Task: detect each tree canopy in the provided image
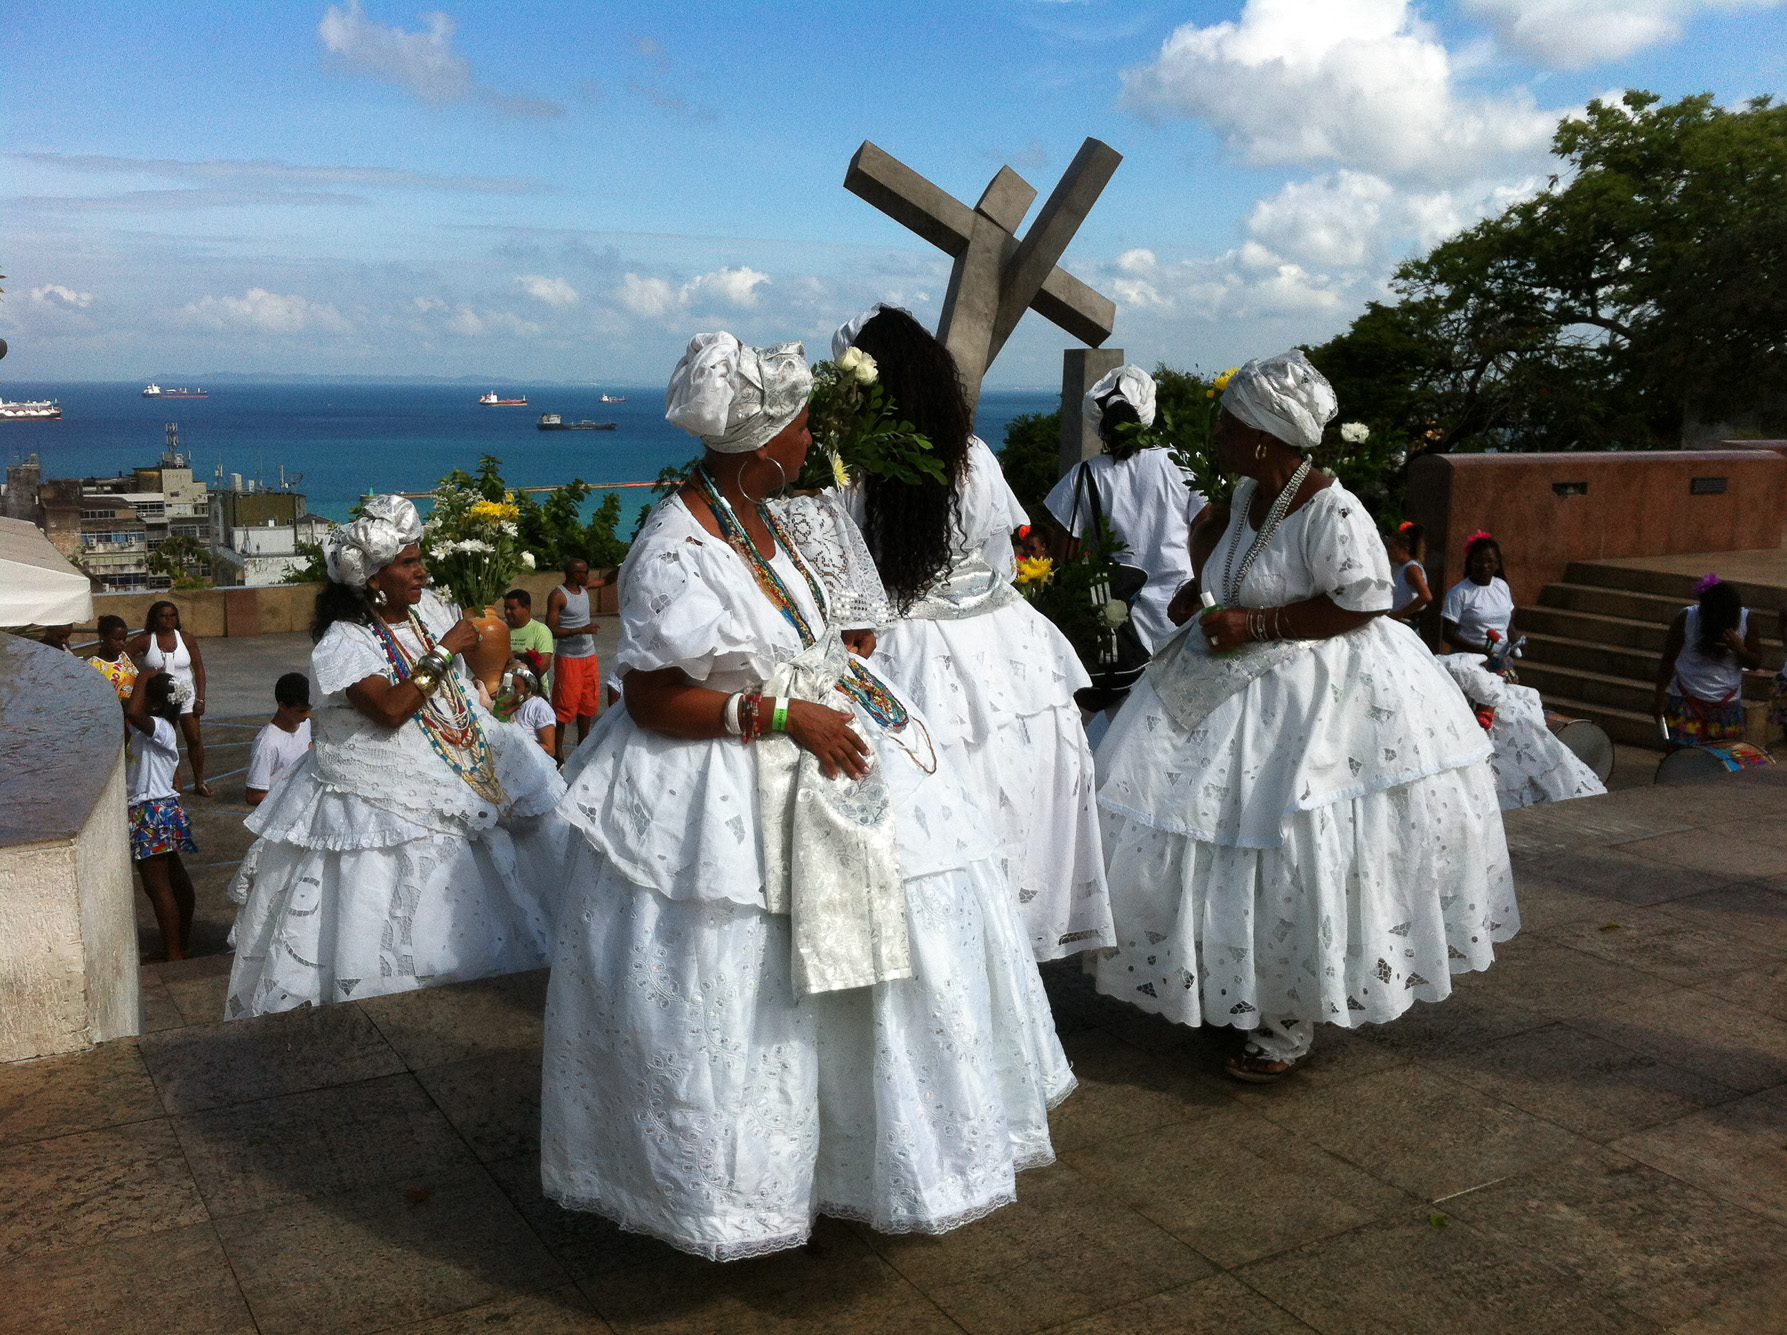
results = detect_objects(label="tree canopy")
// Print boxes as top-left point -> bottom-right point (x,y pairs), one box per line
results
1308,90 -> 1787,457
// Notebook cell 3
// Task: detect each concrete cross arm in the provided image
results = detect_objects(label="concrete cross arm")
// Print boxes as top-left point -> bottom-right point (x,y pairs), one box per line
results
844,142 -> 977,258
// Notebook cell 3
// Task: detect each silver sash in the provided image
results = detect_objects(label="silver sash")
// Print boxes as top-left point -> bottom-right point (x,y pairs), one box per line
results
757,628 -> 911,997
1147,618 -> 1318,733
904,552 -> 1022,621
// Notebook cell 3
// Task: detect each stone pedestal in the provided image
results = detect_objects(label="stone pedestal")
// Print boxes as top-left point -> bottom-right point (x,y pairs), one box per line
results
0,635 -> 140,1062
1060,347 -> 1125,476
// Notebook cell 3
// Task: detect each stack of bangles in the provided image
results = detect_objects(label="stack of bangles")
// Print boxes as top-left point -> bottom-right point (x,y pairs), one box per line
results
1245,607 -> 1291,642
721,690 -> 790,743
409,648 -> 455,697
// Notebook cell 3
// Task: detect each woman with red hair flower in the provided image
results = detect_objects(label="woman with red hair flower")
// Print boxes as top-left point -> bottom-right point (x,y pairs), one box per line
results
1441,531 -> 1514,654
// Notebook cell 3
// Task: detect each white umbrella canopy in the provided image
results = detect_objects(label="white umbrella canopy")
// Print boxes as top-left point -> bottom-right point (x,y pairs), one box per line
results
0,517 -> 93,627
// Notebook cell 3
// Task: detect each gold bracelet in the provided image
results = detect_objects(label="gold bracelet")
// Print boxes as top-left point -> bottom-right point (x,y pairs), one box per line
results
410,663 -> 441,697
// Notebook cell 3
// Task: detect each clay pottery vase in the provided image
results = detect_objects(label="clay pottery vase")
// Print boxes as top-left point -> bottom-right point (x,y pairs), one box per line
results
465,605 -> 512,694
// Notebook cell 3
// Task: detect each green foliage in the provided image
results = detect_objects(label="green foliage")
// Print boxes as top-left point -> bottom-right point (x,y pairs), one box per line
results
793,359 -> 947,491
1147,365 -> 1233,509
995,410 -> 1061,521
1019,520 -> 1134,675
1309,90 -> 1787,452
280,540 -> 328,584
147,534 -> 213,588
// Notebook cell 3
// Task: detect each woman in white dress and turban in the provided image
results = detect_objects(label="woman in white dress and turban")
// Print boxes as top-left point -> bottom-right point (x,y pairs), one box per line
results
541,332 -> 1073,1260
225,496 -> 566,1017
832,306 -> 1112,961
1094,351 -> 1516,1081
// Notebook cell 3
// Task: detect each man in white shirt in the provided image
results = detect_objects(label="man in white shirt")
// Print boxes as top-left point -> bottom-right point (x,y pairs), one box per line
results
245,672 -> 314,807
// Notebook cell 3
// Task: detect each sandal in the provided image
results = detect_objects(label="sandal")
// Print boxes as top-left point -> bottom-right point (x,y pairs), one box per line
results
1225,1050 -> 1298,1084
189,783 -> 214,797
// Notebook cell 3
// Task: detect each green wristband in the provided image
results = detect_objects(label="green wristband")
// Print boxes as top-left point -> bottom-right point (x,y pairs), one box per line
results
772,698 -> 790,733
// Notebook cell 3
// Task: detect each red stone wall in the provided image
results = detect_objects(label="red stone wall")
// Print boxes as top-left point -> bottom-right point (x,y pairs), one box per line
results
1407,449 -> 1787,611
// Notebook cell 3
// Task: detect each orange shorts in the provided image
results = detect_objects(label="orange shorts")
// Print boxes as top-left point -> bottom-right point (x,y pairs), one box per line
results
551,653 -> 602,722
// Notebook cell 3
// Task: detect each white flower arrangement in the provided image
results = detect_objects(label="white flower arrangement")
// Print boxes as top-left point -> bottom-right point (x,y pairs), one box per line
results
836,345 -> 878,385
520,550 -> 536,570
1340,421 -> 1370,444
1103,598 -> 1130,626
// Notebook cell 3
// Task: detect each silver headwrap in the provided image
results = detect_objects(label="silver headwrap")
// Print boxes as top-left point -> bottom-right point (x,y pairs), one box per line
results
325,493 -> 424,588
1220,349 -> 1338,452
664,332 -> 813,454
830,303 -> 907,361
1084,363 -> 1157,430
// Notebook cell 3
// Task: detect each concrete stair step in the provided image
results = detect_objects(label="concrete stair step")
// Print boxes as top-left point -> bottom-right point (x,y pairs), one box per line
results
1566,560 -> 1787,608
1521,655 -> 1774,708
1516,605 -> 1670,652
1519,630 -> 1784,681
1537,582 -> 1692,624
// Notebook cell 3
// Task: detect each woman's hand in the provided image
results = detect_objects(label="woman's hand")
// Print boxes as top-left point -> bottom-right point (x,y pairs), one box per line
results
191,696 -> 206,719
1199,606 -> 1250,652
783,698 -> 871,781
1721,628 -> 1747,655
439,618 -> 481,656
842,628 -> 877,659
1167,583 -> 1200,627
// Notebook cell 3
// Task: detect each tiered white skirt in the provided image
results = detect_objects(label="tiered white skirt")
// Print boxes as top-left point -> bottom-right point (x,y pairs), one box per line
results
539,839 -> 1075,1261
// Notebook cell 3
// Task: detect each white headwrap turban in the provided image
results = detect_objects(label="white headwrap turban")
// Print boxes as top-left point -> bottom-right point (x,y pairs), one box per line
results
1220,349 -> 1338,452
830,303 -> 907,361
325,493 -> 424,588
1084,363 -> 1157,430
665,332 -> 813,454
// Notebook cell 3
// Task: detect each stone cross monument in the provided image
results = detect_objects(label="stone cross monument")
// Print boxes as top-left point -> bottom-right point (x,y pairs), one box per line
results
843,138 -> 1122,418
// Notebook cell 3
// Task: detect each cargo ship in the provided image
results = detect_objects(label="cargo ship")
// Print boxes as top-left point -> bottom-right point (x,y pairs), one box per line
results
479,391 -> 528,405
142,383 -> 208,398
538,413 -> 617,431
0,397 -> 61,421
600,393 -> 626,403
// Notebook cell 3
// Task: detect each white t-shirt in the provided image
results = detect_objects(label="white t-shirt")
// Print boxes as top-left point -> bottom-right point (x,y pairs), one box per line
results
513,695 -> 556,734
128,717 -> 182,804
245,720 -> 312,794
1043,448 -> 1205,653
1673,605 -> 1748,703
1442,577 -> 1515,645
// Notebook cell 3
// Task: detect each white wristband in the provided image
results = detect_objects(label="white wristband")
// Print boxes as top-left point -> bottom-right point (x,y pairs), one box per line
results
722,692 -> 743,736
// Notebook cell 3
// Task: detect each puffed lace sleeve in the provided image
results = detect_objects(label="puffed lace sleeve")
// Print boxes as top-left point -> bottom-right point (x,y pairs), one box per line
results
774,491 -> 892,629
1299,484 -> 1394,613
615,524 -> 761,682
312,622 -> 392,696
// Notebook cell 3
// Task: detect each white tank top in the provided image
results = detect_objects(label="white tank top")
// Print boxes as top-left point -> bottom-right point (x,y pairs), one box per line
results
1673,605 -> 1747,703
144,629 -> 194,682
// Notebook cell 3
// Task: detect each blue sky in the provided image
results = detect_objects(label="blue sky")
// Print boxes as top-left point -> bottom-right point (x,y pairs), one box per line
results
5,0 -> 1785,387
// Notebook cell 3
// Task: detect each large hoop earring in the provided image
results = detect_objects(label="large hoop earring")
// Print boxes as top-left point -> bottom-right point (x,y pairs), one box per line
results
741,454 -> 788,503
1255,439 -> 1268,461
369,586 -> 388,608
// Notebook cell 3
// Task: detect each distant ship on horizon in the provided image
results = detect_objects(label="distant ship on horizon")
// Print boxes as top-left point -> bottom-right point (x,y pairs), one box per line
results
538,413 -> 617,431
0,396 -> 61,421
143,383 -> 208,398
600,393 -> 626,402
479,391 -> 528,406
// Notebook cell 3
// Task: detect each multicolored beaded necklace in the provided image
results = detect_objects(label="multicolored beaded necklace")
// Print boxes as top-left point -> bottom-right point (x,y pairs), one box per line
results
370,609 -> 508,809
690,464 -> 914,737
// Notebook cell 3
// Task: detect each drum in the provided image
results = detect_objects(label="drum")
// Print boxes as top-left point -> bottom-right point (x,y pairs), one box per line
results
1543,711 -> 1615,782
1655,740 -> 1774,784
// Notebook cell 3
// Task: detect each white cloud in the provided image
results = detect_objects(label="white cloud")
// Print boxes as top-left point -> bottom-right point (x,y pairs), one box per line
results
514,274 -> 579,307
31,284 -> 94,309
1120,0 -> 1562,182
1463,0 -> 1784,69
439,305 -> 539,337
617,274 -> 675,318
9,151 -> 552,195
318,1 -> 563,118
179,287 -> 351,334
616,266 -> 771,320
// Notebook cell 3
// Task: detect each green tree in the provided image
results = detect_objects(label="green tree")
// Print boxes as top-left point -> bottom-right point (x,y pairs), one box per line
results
280,541 -> 328,584
995,410 -> 1060,521
148,534 -> 213,588
1308,90 -> 1787,453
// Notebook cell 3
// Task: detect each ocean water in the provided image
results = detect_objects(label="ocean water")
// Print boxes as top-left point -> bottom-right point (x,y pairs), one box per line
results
1,381 -> 1058,524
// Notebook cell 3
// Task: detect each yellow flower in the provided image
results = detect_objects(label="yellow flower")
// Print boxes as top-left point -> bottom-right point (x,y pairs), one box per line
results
1016,555 -> 1054,586
829,449 -> 852,488
1205,389 -> 1215,399
468,499 -> 521,523
1212,366 -> 1239,391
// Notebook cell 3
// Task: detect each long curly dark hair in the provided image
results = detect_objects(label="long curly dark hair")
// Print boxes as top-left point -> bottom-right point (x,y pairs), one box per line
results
849,308 -> 973,612
312,581 -> 374,644
1097,394 -> 1145,461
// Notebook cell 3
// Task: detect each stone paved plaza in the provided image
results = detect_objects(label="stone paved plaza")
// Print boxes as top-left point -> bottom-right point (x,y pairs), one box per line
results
5,731 -> 1787,1332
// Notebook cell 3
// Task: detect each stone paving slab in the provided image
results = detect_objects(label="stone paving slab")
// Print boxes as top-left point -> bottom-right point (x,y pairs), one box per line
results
7,769 -> 1785,1332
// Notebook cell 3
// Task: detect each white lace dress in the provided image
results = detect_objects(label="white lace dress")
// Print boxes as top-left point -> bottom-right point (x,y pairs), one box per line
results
1434,654 -> 1607,810
1092,480 -> 1517,1038
849,439 -> 1113,961
225,590 -> 568,1018
542,491 -> 1074,1262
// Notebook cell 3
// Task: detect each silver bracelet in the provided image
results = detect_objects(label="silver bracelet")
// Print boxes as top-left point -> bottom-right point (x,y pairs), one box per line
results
722,692 -> 743,737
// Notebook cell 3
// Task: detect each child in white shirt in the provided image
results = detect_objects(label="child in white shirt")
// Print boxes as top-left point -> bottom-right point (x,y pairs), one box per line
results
245,672 -> 314,808
127,670 -> 198,960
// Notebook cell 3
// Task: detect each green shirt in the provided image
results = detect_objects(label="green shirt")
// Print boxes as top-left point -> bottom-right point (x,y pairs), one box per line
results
508,617 -> 555,661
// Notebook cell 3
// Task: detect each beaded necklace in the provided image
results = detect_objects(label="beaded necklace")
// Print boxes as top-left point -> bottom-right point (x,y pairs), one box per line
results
690,465 -> 926,754
370,610 -> 508,809
1221,459 -> 1313,606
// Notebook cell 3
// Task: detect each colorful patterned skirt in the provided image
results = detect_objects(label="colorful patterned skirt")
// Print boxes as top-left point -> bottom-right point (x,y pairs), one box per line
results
1664,692 -> 1746,746
129,796 -> 197,860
